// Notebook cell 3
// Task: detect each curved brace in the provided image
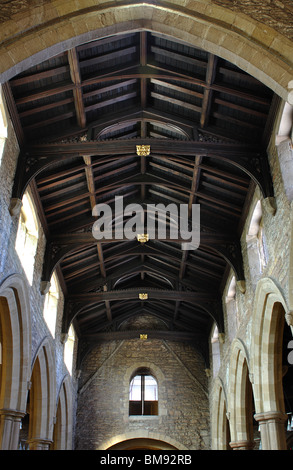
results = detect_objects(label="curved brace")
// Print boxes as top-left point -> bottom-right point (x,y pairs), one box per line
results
208,240 -> 245,286
62,300 -> 97,335
41,241 -> 84,288
206,151 -> 275,202
10,151 -> 82,202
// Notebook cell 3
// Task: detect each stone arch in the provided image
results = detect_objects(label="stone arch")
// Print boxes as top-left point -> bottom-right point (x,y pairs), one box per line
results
124,361 -> 165,388
251,277 -> 289,414
0,273 -> 31,412
211,377 -> 230,450
0,2 -> 292,101
0,273 -> 31,449
228,338 -> 255,449
250,277 -> 289,449
28,337 -> 56,450
52,375 -> 73,450
98,430 -> 188,450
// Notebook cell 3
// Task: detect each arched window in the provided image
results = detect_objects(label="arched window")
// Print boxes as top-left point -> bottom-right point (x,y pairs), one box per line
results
275,101 -> 293,201
211,325 -> 221,378
0,86 -> 8,166
15,191 -> 39,285
246,200 -> 268,283
225,275 -> 238,341
43,272 -> 60,338
64,325 -> 76,375
129,369 -> 158,416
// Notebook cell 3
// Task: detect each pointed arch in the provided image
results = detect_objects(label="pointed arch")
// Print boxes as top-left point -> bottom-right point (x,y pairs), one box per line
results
251,278 -> 289,415
28,337 -> 56,449
52,375 -> 73,450
0,2 -> 292,101
211,378 -> 230,450
228,339 -> 255,449
0,274 -> 31,413
98,430 -> 188,451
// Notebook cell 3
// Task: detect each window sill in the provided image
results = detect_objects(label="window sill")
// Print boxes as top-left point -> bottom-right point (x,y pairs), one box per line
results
129,415 -> 159,420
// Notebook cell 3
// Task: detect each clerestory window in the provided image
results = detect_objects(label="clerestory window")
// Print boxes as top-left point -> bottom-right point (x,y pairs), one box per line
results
43,272 -> 60,338
0,86 -> 8,167
15,192 -> 39,285
246,200 -> 268,283
129,369 -> 158,416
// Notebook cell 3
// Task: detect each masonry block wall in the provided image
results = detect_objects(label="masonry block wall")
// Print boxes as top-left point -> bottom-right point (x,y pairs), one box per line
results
208,99 -> 293,446
0,94 -> 78,447
75,327 -> 210,450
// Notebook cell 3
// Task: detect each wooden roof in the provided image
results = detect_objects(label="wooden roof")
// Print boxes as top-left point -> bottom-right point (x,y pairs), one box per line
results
4,31 -> 276,367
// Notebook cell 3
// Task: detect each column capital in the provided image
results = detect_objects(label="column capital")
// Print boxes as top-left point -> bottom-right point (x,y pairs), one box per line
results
0,408 -> 25,420
254,410 -> 288,424
229,440 -> 255,450
27,437 -> 53,450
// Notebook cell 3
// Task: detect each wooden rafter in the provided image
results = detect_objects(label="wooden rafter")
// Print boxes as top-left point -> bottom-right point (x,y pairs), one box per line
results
6,30 -> 275,359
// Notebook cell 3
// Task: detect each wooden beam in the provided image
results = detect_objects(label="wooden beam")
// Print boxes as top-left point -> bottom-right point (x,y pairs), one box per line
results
68,48 -> 86,128
2,82 -> 25,146
200,54 -> 217,128
83,154 -> 112,321
26,139 -> 260,157
50,231 -> 233,246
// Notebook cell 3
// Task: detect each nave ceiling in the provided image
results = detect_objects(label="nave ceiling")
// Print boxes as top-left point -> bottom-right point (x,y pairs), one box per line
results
3,30 -> 277,367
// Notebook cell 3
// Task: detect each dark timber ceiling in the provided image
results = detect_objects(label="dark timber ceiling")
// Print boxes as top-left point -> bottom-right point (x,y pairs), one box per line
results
4,31 -> 276,367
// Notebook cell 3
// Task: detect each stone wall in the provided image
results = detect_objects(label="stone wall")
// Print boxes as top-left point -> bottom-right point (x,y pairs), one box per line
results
75,332 -> 210,450
0,89 -> 78,445
208,98 -> 293,435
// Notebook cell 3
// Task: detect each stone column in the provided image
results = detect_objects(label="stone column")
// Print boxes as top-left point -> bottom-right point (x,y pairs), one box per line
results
229,440 -> 255,450
0,408 -> 25,450
27,438 -> 53,450
254,411 -> 288,450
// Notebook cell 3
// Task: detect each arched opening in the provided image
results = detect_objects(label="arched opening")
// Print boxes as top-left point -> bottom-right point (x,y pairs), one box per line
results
251,279 -> 290,449
212,381 -> 231,450
129,368 -> 158,416
108,437 -> 178,450
64,325 -> 76,376
211,324 -> 221,378
0,86 -> 7,167
24,340 -> 56,450
246,200 -> 268,284
228,341 -> 259,450
275,101 -> 293,201
0,275 -> 31,450
43,271 -> 60,338
282,318 -> 293,449
51,376 -> 72,450
225,275 -> 238,341
15,191 -> 39,285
